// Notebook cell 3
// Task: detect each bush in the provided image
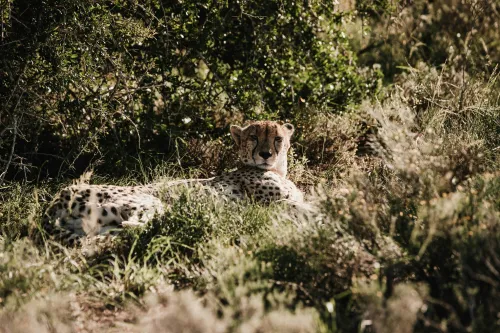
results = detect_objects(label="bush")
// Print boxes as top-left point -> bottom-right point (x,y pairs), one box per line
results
0,0 -> 499,332
0,0 -> 380,181
353,0 -> 500,79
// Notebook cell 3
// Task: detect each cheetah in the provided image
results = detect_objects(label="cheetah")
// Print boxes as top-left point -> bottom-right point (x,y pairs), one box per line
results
205,121 -> 303,202
43,121 -> 303,239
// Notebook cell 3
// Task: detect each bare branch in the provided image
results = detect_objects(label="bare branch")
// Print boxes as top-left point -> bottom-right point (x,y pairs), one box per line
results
0,115 -> 17,186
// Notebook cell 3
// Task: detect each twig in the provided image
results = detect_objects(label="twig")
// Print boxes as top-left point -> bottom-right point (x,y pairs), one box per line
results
0,125 -> 11,139
0,115 -> 18,186
0,156 -> 31,168
196,51 -> 237,107
56,122 -> 105,179
357,41 -> 385,56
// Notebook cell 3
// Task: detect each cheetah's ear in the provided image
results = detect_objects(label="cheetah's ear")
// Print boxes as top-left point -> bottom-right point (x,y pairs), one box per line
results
283,123 -> 294,136
230,125 -> 243,146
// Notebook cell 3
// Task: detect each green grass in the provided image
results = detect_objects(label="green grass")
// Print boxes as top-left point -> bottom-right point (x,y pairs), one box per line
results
1,79 -> 498,331
1,2 -> 500,330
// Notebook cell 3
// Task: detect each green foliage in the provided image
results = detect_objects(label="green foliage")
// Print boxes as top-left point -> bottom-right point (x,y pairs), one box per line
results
356,0 -> 396,16
0,0 -> 499,332
0,0 -> 379,179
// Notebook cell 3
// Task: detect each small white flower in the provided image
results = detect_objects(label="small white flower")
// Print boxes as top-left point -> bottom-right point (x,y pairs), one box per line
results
326,302 -> 334,313
182,117 -> 192,124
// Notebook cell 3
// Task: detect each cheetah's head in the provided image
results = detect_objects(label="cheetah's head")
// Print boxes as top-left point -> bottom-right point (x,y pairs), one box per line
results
230,121 -> 294,177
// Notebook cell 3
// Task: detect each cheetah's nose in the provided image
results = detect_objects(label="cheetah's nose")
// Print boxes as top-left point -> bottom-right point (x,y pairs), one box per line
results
259,151 -> 272,160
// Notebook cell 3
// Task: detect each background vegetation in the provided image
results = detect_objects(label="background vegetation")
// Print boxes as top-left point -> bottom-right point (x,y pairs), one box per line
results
1,0 -> 499,332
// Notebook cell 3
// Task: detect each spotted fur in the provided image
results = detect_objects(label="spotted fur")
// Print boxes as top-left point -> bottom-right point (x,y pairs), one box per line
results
230,121 -> 294,178
44,121 -> 303,240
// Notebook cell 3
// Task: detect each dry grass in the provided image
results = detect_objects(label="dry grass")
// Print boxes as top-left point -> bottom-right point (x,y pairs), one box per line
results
1,2 -> 499,332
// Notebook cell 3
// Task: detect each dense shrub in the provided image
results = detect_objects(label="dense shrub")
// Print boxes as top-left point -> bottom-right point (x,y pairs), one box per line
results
0,0 -> 499,332
0,0 -> 380,181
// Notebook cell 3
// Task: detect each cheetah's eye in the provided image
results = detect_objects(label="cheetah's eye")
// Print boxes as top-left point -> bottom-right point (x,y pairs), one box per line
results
250,135 -> 258,141
275,136 -> 283,142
